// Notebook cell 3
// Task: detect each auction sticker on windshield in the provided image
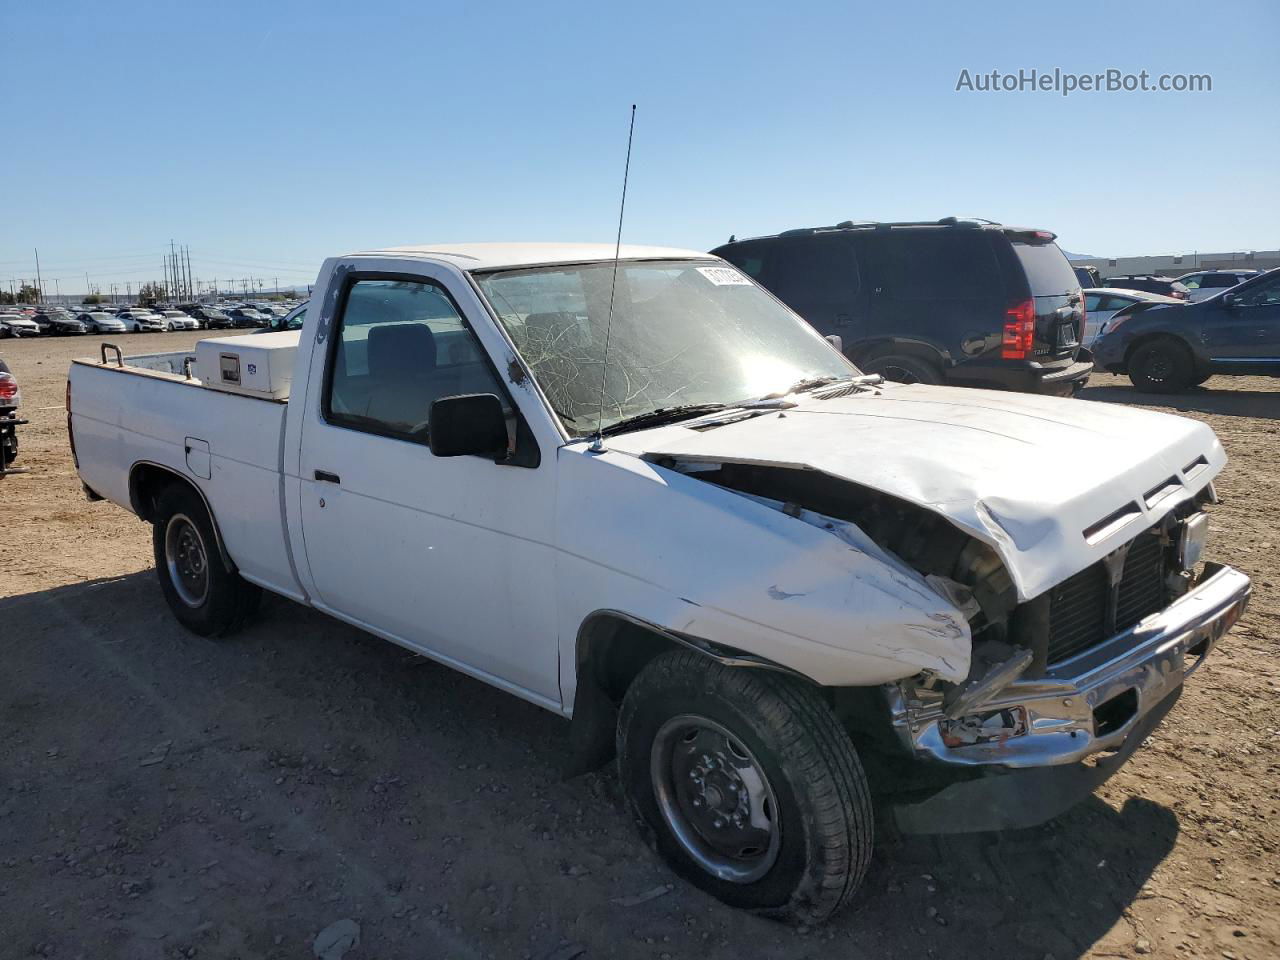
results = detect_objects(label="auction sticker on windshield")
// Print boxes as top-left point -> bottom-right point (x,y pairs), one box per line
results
696,266 -> 752,286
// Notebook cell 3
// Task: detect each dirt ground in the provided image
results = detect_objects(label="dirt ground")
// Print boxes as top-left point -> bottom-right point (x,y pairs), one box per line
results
2,331 -> 1278,960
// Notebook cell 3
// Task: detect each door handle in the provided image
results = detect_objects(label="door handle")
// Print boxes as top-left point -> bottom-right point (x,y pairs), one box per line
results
314,470 -> 341,484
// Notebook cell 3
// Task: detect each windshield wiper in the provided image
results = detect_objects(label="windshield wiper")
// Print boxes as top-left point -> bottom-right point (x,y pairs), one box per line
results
755,375 -> 850,400
599,403 -> 730,437
755,373 -> 883,401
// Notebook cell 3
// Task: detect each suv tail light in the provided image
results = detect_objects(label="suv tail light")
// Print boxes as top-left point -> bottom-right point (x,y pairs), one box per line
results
1001,300 -> 1037,359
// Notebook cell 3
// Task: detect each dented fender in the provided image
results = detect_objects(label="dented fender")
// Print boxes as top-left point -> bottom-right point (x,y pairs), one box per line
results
555,444 -> 972,712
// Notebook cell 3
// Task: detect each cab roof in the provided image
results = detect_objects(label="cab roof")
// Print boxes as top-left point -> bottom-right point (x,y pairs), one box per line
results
346,242 -> 714,272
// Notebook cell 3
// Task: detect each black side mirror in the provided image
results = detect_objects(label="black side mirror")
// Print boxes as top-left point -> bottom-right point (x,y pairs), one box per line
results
428,393 -> 508,458
1221,293 -> 1240,308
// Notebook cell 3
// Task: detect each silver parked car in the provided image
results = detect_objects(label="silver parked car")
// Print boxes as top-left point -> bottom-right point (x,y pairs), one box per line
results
78,312 -> 128,334
1082,288 -> 1183,346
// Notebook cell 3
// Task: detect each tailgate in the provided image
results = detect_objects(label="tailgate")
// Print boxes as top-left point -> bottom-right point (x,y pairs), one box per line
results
1009,235 -> 1085,360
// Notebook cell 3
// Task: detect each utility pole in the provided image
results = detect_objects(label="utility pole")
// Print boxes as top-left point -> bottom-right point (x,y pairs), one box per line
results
34,249 -> 44,302
86,273 -> 91,300
274,277 -> 279,296
169,240 -> 178,301
184,246 -> 193,301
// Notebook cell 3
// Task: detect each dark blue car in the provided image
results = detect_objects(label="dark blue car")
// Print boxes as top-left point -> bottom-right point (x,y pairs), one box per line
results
1093,267 -> 1280,392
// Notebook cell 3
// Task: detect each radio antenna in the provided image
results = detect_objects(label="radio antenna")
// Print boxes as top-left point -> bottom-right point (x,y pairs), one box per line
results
589,104 -> 637,453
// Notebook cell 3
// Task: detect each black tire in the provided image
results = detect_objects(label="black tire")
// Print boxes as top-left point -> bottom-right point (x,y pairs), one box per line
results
151,484 -> 260,637
859,354 -> 943,385
617,650 -> 872,923
1128,339 -> 1195,393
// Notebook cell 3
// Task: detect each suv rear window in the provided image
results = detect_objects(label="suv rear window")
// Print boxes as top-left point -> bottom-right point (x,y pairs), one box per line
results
1012,241 -> 1078,296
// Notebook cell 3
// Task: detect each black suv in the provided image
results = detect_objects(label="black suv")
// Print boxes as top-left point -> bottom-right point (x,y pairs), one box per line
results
712,219 -> 1091,395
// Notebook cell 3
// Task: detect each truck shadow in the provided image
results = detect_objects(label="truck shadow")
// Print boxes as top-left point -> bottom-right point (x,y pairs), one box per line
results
852,796 -> 1177,956
1,572 -> 1178,960
1081,381 -> 1280,420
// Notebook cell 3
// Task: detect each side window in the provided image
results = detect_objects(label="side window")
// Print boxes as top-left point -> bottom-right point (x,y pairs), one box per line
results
719,247 -> 766,279
1100,295 -> 1133,311
325,279 -> 504,442
1084,293 -> 1105,312
1236,275 -> 1280,307
879,233 -> 1002,300
1203,274 -> 1238,289
767,237 -> 860,322
1180,274 -> 1203,289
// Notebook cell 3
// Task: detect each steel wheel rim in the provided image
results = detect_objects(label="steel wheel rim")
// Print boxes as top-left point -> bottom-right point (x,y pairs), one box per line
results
164,513 -> 210,608
650,714 -> 781,883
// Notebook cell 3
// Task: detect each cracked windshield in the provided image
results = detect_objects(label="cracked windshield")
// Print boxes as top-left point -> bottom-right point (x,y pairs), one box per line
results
476,260 -> 855,436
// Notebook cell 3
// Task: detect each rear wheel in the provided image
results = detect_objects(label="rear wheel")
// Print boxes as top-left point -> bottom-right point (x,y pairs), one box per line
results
859,354 -> 943,385
617,650 -> 872,923
1128,339 -> 1194,393
152,485 -> 260,636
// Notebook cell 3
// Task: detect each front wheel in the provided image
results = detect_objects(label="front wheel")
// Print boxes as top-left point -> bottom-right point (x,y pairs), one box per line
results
617,650 -> 873,923
152,485 -> 260,636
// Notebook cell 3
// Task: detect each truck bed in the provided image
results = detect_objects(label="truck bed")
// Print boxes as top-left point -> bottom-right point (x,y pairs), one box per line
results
69,349 -> 304,601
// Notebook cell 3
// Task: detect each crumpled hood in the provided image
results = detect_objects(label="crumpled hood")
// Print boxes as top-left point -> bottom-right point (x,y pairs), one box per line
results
609,384 -> 1225,600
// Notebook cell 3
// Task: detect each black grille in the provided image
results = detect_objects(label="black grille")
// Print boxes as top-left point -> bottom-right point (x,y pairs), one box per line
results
1047,527 -> 1168,664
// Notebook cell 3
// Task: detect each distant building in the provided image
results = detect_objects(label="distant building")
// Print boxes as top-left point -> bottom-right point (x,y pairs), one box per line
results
1072,249 -> 1280,279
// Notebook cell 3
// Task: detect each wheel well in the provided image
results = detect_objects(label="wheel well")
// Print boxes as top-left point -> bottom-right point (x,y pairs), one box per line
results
576,612 -> 681,705
128,462 -> 233,571
850,339 -> 948,370
566,611 -> 820,778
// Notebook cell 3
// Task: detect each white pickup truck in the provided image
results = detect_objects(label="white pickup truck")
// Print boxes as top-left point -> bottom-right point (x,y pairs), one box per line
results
68,243 -> 1251,922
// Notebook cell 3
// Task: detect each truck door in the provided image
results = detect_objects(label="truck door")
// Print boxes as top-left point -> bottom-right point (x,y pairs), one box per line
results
296,271 -> 560,705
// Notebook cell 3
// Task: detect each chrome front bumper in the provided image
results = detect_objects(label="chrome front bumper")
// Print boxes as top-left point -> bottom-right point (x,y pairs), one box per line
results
889,563 -> 1251,770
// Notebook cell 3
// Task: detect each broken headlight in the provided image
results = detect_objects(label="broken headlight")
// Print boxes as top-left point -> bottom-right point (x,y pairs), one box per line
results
1178,512 -> 1209,571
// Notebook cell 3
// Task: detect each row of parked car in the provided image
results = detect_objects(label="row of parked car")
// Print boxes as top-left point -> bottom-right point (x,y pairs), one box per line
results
0,300 -> 304,338
1073,264 -> 1265,303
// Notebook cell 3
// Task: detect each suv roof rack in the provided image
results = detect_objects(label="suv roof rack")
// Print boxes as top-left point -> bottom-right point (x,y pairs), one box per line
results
773,216 -> 1002,239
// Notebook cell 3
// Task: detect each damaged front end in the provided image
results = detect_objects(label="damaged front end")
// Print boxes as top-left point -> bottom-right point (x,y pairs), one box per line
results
657,458 -> 1252,833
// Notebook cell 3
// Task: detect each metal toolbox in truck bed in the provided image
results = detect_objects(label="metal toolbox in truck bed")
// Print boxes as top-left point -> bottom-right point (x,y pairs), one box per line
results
193,331 -> 299,400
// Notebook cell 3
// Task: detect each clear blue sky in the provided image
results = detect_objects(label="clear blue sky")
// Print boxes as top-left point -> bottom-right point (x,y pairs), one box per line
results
2,0 -> 1277,295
